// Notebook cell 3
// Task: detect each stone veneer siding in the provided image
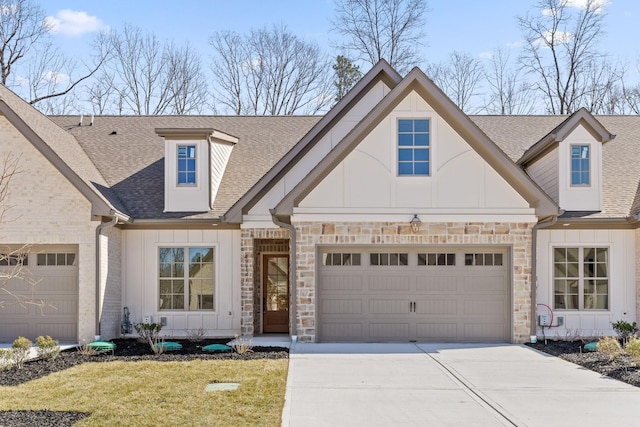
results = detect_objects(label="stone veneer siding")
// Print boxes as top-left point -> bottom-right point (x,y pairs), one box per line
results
240,228 -> 291,335
636,229 -> 640,327
294,221 -> 535,343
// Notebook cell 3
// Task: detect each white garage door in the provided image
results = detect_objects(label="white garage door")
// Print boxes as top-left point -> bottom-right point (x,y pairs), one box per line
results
318,246 -> 510,343
0,245 -> 78,342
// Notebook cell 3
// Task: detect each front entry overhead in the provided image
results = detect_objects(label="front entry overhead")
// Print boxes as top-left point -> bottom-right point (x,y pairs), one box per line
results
317,246 -> 510,343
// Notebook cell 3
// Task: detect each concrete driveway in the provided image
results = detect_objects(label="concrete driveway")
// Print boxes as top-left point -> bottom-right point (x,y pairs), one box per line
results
282,343 -> 640,426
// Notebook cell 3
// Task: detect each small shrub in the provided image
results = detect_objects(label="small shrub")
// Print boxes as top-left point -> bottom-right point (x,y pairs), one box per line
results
597,336 -> 623,360
11,336 -> 32,369
625,337 -> 640,365
232,334 -> 253,355
134,322 -> 163,344
0,349 -> 14,371
35,335 -> 60,360
611,320 -> 638,344
76,341 -> 97,356
185,328 -> 207,342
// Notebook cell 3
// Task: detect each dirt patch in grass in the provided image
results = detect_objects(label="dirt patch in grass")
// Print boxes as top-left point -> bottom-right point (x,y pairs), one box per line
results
527,340 -> 640,388
0,338 -> 288,387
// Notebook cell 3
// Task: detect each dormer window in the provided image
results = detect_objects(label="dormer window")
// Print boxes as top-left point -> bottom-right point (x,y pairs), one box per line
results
570,145 -> 590,186
177,145 -> 197,185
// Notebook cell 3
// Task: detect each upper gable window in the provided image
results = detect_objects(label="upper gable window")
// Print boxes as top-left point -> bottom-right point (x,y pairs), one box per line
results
177,145 -> 197,185
570,145 -> 590,186
398,119 -> 430,176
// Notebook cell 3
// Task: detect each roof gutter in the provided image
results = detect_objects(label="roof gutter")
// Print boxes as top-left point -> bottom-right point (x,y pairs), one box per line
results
95,214 -> 119,337
531,214 -> 559,338
270,209 -> 297,337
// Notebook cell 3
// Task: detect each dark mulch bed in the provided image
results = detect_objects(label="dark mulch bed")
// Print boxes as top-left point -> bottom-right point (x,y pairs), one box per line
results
0,338 -> 288,426
527,340 -> 640,388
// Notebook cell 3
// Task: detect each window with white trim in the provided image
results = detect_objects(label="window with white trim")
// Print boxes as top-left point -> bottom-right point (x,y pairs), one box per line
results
553,247 -> 608,310
398,119 -> 430,176
177,145 -> 196,185
570,145 -> 590,186
159,247 -> 215,310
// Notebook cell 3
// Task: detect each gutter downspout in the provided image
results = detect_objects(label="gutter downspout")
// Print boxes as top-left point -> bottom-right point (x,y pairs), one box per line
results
96,216 -> 119,337
270,209 -> 297,337
531,214 -> 558,337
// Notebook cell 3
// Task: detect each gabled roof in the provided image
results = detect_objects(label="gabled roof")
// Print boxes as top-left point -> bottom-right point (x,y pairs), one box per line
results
222,59 -> 403,223
49,115 -> 321,220
0,84 -> 127,219
472,115 -> 640,220
517,108 -> 615,166
274,66 -> 558,217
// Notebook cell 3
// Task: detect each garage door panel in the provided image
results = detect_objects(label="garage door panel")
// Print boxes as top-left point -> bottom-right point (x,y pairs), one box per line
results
321,299 -> 362,315
369,322 -> 410,339
416,299 -> 457,315
464,323 -> 506,340
35,322 -> 77,341
369,299 -> 410,314
322,322 -> 362,340
462,275 -> 506,292
416,276 -> 457,291
321,275 -> 362,291
42,298 -> 78,315
416,323 -> 457,340
368,276 -> 410,291
463,299 -> 505,316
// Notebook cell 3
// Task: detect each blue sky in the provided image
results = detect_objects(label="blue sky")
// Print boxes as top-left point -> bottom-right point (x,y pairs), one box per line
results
40,0 -> 640,69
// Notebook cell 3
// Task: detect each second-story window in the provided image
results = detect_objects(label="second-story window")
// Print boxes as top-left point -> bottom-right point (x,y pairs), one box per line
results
570,145 -> 590,186
178,145 -> 196,185
398,119 -> 430,176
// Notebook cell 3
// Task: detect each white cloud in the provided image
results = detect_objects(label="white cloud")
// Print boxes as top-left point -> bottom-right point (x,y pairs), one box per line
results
41,71 -> 69,85
543,0 -> 609,16
535,30 -> 574,47
45,9 -> 108,36
12,75 -> 29,88
479,51 -> 493,60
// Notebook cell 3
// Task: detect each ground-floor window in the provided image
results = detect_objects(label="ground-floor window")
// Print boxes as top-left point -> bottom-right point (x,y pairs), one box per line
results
159,247 -> 215,310
553,247 -> 608,310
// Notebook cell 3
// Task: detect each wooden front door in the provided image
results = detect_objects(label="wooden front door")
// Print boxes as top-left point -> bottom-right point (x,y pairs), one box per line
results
263,254 -> 289,333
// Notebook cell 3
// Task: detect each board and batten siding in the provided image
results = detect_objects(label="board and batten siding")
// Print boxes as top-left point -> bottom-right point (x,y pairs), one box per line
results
526,148 -> 559,204
246,80 -> 392,222
121,229 -> 241,337
536,228 -> 636,338
297,91 -> 533,218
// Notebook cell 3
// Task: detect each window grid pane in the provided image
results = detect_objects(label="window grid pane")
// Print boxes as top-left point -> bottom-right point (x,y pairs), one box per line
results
553,247 -> 608,310
159,247 -> 215,311
570,145 -> 590,185
398,119 -> 430,176
177,145 -> 197,185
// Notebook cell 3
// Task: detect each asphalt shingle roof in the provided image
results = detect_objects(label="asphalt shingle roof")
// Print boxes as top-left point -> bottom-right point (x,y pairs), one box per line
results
48,116 -> 322,219
38,113 -> 640,222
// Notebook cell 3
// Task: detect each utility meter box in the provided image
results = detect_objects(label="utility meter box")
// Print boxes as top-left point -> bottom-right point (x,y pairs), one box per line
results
538,314 -> 551,326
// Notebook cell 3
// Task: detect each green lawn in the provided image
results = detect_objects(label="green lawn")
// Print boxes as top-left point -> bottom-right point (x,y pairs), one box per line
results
0,359 -> 288,426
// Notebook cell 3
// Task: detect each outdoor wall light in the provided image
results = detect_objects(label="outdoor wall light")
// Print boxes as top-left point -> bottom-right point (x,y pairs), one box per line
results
410,214 -> 422,233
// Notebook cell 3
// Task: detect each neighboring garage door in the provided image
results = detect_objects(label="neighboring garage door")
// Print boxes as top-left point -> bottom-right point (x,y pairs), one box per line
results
0,245 -> 78,342
318,246 -> 509,343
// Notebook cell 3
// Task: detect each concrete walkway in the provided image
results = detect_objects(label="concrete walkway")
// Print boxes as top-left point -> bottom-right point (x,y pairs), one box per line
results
282,343 -> 640,427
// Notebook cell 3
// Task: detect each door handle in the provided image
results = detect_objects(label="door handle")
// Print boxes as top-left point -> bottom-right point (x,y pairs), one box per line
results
413,301 -> 416,312
409,301 -> 412,313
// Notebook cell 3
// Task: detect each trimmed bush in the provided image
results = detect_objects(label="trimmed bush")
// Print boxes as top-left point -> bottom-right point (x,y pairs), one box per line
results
0,349 -> 14,371
35,335 -> 60,360
611,320 -> 638,344
11,336 -> 32,369
597,336 -> 622,361
625,336 -> 640,365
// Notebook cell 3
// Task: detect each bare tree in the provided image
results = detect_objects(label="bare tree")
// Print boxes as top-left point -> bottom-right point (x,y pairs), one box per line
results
426,51 -> 484,113
332,0 -> 428,74
210,25 -> 332,115
483,48 -> 536,115
93,25 -> 208,115
0,154 -> 42,310
518,0 -> 622,114
0,0 -> 106,111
